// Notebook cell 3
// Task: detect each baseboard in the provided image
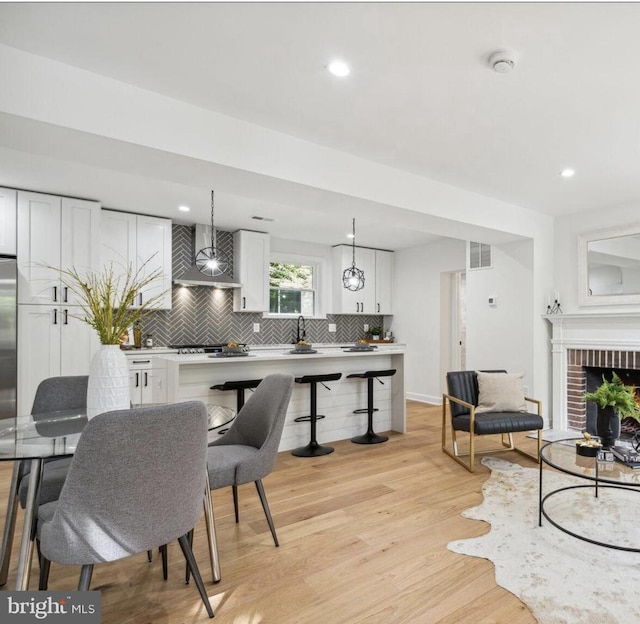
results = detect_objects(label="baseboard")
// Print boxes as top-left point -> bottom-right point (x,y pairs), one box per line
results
406,392 -> 441,405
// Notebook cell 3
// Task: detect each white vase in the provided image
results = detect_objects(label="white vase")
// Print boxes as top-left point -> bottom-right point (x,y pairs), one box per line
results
87,344 -> 131,419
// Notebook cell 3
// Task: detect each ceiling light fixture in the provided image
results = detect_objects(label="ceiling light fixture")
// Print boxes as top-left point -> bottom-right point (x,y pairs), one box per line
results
195,190 -> 230,277
328,60 -> 350,77
560,168 -> 575,178
178,205 -> 190,212
342,218 -> 365,292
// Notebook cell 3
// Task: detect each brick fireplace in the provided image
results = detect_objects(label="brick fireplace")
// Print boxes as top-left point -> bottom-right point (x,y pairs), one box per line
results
547,313 -> 640,432
566,348 -> 640,430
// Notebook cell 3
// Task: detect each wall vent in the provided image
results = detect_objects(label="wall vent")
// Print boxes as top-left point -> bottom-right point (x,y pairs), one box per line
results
469,241 -> 492,270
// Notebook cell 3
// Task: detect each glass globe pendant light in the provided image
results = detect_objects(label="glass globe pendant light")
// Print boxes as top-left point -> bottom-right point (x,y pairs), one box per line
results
195,190 -> 230,277
342,217 -> 365,291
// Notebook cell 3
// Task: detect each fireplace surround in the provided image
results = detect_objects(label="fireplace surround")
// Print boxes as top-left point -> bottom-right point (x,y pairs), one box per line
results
547,313 -> 640,432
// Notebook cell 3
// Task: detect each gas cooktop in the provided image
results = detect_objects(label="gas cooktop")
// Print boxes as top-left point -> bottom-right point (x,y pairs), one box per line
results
169,344 -> 228,354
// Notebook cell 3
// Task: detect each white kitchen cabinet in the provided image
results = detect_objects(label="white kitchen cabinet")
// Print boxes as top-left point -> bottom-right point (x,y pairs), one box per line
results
17,192 -> 101,305
374,250 -> 393,315
0,187 -> 17,256
101,210 -> 172,309
17,304 -> 100,421
126,355 -> 167,405
233,230 -> 270,312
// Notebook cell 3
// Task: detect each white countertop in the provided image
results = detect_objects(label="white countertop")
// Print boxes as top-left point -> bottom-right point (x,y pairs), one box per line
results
158,344 -> 405,364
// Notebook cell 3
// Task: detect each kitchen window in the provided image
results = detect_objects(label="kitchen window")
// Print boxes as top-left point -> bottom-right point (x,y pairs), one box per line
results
269,261 -> 316,316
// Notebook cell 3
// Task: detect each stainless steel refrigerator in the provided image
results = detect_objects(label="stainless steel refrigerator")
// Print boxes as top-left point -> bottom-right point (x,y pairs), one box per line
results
0,257 -> 17,422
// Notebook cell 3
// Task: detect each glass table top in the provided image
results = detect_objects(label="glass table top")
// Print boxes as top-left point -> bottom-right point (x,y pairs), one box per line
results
0,404 -> 235,461
541,438 -> 640,486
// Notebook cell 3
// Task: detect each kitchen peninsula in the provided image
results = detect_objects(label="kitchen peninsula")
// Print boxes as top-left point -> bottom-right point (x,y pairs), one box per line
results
158,344 -> 405,452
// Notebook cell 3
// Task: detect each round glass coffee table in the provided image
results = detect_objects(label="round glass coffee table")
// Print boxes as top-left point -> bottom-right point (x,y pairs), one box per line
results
539,439 -> 640,551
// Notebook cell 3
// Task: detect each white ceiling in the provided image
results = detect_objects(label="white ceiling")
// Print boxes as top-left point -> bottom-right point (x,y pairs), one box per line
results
0,2 -> 638,250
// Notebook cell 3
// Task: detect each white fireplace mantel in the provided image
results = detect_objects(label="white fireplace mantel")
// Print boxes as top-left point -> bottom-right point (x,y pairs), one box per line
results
545,313 -> 640,431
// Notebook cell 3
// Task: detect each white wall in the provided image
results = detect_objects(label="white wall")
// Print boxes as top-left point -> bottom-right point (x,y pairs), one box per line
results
465,239 -> 535,394
394,237 -> 539,412
392,238 -> 466,404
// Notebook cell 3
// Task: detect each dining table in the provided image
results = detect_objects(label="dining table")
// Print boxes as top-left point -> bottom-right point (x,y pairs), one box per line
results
0,403 -> 235,590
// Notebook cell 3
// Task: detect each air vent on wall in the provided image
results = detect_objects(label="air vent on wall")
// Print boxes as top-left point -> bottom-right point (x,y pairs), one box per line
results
469,241 -> 492,270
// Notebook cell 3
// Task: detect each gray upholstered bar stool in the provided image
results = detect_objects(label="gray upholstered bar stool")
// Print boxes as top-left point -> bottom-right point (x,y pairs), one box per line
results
292,373 -> 342,457
347,369 -> 396,444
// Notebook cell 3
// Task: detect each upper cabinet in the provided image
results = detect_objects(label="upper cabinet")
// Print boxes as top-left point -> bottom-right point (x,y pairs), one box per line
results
374,249 -> 393,315
233,230 -> 270,312
0,187 -> 17,256
332,246 -> 393,315
17,192 -> 101,305
101,210 -> 172,310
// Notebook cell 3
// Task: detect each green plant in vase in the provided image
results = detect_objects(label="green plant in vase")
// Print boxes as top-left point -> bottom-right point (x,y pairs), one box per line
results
369,327 -> 383,340
48,258 -> 167,417
583,372 -> 640,447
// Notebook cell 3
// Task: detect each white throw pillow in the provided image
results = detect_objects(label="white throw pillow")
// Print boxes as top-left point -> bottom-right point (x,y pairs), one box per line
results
475,371 -> 527,413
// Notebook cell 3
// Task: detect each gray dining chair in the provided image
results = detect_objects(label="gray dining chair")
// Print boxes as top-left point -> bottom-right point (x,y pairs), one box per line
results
208,373 -> 294,547
0,375 -> 88,586
37,401 -> 214,618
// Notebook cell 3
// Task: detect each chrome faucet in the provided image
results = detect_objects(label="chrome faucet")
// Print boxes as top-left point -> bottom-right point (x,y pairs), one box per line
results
295,315 -> 307,343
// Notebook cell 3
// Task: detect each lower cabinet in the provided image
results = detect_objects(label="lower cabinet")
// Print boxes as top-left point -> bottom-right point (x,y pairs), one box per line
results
17,304 -> 100,422
126,355 -> 167,405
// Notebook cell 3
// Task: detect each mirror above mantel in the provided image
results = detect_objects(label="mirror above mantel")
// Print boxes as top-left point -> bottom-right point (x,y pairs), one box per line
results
578,225 -> 640,306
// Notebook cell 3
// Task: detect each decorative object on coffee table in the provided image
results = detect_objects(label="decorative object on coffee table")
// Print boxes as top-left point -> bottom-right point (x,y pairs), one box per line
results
583,372 -> 640,448
576,432 -> 602,457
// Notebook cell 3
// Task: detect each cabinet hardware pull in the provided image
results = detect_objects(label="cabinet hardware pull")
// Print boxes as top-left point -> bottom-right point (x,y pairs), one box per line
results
377,303 -> 380,313
135,372 -> 139,387
139,293 -> 143,306
53,308 -> 57,325
242,296 -> 246,309
63,309 -> 68,325
63,287 -> 68,303
144,372 -> 148,387
53,286 -> 57,302
132,360 -> 151,364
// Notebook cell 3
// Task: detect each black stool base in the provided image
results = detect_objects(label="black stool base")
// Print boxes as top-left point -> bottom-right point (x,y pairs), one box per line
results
351,432 -> 388,445
292,442 -> 335,457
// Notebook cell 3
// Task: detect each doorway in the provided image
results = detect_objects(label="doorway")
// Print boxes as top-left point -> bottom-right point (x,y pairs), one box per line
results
440,271 -> 466,387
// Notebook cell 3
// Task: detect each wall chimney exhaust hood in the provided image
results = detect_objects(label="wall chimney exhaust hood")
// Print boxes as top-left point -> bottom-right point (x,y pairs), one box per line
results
173,224 -> 243,288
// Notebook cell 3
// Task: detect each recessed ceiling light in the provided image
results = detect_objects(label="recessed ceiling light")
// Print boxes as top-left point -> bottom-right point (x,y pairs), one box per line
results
560,168 -> 575,178
328,60 -> 350,77
178,205 -> 191,212
347,233 -> 355,239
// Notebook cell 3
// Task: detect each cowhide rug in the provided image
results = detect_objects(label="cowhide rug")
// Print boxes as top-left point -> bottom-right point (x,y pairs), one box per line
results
447,457 -> 640,624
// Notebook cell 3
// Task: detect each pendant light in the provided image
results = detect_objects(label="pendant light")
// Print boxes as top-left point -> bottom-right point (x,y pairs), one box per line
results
342,217 -> 365,291
195,190 -> 230,277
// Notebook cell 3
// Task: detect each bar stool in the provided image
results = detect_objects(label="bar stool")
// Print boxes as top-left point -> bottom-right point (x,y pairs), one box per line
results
292,373 -> 342,457
210,378 -> 262,412
347,369 -> 396,444
210,378 -> 262,434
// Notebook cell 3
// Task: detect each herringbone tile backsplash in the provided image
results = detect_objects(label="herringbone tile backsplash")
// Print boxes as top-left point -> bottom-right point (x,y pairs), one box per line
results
142,225 -> 384,346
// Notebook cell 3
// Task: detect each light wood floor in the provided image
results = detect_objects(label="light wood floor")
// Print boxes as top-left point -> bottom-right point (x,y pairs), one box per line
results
0,402 -> 538,623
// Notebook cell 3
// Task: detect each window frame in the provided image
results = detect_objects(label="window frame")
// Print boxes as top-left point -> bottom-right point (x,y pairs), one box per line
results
263,252 -> 327,319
